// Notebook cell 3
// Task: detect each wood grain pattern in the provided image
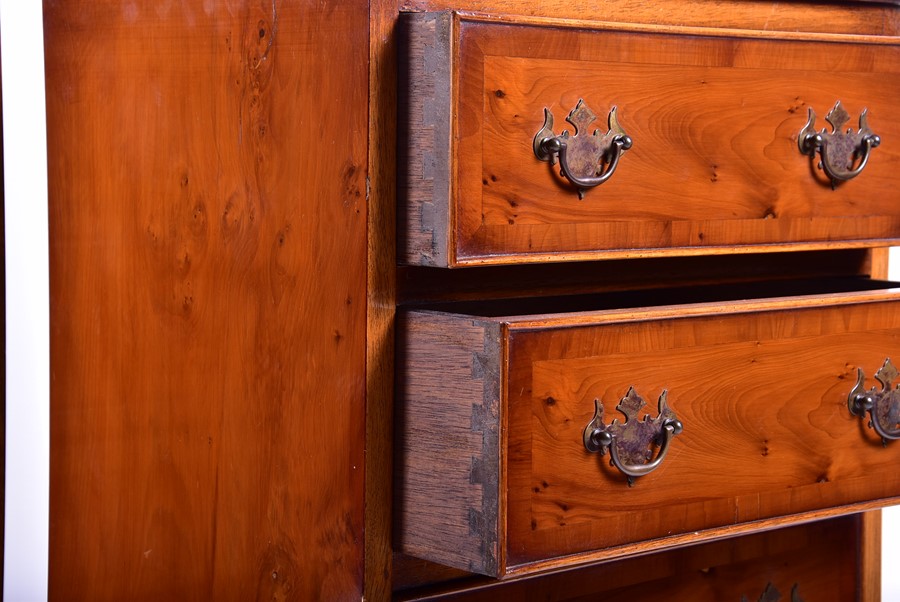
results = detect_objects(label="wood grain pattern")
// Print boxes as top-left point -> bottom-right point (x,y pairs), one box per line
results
44,2 -> 367,599
867,247 -> 890,282
861,510 -> 882,601
401,0 -> 900,36
399,12 -> 900,265
396,312 -> 503,576
398,12 -> 454,266
508,300 -> 900,567
366,0 -> 400,599
396,515 -> 861,602
387,0 -> 900,596
398,291 -> 900,576
37,0 -> 900,599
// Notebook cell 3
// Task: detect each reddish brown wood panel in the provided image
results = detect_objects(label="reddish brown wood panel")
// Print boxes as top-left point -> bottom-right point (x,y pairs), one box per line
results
44,1 -> 368,599
367,0 -> 401,599
862,510 -> 883,601
401,0 -> 900,36
454,18 -> 900,263
506,298 -> 900,570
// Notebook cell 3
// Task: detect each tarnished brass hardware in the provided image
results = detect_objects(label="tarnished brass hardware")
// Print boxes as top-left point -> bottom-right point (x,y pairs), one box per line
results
583,386 -> 682,486
848,358 -> 900,445
533,99 -> 632,199
798,101 -> 881,188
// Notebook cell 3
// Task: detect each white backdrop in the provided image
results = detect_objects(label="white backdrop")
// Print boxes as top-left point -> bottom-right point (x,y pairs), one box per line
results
2,1 -> 49,600
0,3 -> 898,599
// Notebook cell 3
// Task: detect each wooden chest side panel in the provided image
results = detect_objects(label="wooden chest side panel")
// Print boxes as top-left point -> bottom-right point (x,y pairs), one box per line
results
44,1 -> 369,598
398,12 -> 454,267
396,312 -> 503,575
506,300 -> 900,567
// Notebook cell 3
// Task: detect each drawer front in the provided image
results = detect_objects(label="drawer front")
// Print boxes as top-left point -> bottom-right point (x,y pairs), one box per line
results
399,12 -> 900,266
396,292 -> 900,576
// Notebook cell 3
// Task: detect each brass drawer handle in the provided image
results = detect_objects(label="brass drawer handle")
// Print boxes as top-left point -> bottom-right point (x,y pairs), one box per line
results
798,101 -> 881,189
848,358 -> 900,446
533,99 -> 632,199
583,387 -> 682,486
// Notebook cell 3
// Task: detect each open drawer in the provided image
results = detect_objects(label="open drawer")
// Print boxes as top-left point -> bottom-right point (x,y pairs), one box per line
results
395,278 -> 900,576
399,12 -> 900,266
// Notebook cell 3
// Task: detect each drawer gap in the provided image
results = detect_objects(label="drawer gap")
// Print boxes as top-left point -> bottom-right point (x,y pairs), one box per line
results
410,276 -> 899,318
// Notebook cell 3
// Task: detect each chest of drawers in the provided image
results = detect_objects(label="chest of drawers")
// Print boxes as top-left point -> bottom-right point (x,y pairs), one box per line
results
40,0 -> 900,599
389,3 -> 900,599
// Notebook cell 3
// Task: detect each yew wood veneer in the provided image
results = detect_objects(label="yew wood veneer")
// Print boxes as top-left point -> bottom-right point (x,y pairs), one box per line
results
44,2 -> 369,598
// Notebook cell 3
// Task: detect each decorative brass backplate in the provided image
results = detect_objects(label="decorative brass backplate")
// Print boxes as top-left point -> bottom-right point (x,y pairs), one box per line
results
583,387 -> 682,486
533,99 -> 632,199
798,101 -> 881,188
848,358 -> 900,445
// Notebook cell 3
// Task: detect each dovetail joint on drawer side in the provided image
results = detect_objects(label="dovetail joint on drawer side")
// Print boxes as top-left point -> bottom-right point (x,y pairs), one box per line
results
398,12 -> 453,267
396,311 -> 502,576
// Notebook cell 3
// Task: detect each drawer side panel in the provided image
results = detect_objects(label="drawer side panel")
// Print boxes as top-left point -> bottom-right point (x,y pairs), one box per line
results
398,13 -> 453,267
396,312 -> 502,575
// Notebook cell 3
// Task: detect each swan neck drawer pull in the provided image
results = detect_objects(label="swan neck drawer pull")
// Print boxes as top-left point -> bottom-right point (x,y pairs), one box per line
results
848,358 -> 900,446
583,386 -> 683,487
533,99 -> 632,199
798,101 -> 881,189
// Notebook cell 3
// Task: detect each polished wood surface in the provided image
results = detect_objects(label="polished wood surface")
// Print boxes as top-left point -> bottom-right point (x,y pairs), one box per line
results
507,296 -> 900,570
382,0 -> 900,595
396,515 -> 861,601
400,12 -> 900,265
44,2 -> 368,598
402,0 -> 900,35
367,0 -> 400,599
399,289 -> 900,575
36,0 -> 900,598
862,510 -> 883,601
